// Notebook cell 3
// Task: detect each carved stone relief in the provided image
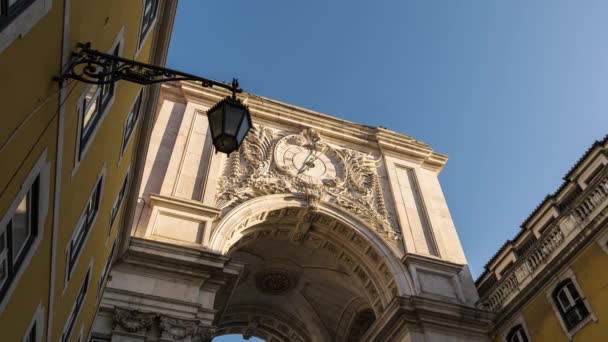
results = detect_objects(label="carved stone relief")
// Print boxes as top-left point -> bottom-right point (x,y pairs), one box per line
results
112,307 -> 216,342
217,126 -> 399,240
113,307 -> 156,333
160,316 -> 198,340
255,267 -> 299,295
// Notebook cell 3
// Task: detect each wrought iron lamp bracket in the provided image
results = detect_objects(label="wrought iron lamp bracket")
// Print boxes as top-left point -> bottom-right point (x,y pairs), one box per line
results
55,42 -> 242,95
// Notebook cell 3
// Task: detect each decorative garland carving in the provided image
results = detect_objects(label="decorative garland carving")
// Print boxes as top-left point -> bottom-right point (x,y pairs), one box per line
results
217,126 -> 399,240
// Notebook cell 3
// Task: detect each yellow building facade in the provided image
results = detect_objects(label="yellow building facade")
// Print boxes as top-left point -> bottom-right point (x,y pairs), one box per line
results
0,1 -> 177,341
477,136 -> 608,342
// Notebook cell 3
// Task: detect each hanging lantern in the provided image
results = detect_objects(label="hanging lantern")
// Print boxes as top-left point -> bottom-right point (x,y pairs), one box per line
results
207,96 -> 252,154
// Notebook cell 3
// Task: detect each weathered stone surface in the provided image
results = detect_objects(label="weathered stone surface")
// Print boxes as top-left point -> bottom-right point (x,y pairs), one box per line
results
91,83 -> 491,342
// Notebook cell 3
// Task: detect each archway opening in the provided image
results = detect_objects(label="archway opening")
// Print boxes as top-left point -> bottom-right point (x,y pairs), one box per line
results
213,206 -> 399,342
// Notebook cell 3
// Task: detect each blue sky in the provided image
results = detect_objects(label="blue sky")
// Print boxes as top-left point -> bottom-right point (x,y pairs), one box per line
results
167,1 -> 608,340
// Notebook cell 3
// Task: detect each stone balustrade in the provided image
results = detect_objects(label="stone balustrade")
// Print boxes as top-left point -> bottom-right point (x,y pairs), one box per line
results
480,172 -> 608,312
574,175 -> 608,221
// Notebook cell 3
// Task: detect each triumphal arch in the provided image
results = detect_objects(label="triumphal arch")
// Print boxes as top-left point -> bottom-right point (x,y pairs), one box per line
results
91,82 -> 492,341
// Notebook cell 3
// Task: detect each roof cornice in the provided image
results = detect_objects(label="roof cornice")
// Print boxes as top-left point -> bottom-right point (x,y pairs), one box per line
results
177,80 -> 448,172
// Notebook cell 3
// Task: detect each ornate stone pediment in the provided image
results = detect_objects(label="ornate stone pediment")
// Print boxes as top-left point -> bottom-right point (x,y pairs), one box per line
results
217,126 -> 399,240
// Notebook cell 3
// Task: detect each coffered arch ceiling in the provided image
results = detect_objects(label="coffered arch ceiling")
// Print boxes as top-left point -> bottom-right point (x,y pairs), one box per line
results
210,194 -> 414,297
215,306 -> 311,342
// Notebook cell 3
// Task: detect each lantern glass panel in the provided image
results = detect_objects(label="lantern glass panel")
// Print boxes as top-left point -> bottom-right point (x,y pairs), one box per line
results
236,116 -> 250,144
224,104 -> 244,136
208,107 -> 224,139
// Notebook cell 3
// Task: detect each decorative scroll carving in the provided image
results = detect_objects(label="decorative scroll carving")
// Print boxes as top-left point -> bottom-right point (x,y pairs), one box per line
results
217,126 -> 399,240
113,308 -> 156,333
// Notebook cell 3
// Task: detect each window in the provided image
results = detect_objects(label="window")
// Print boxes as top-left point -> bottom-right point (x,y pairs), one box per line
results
0,176 -> 39,301
67,177 -> 102,281
138,0 -> 159,48
78,43 -> 120,160
552,279 -> 590,330
98,241 -> 115,295
90,338 -> 110,342
23,321 -> 36,342
506,325 -> 528,342
0,0 -> 35,31
109,171 -> 129,235
22,304 -> 43,342
121,90 -> 143,156
62,267 -> 91,342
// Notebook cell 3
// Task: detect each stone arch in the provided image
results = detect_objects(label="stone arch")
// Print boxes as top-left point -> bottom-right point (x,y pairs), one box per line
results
209,194 -> 414,302
334,297 -> 372,341
345,309 -> 376,342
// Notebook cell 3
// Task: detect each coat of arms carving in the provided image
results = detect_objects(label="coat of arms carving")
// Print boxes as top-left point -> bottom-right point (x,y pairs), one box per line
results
217,126 -> 399,240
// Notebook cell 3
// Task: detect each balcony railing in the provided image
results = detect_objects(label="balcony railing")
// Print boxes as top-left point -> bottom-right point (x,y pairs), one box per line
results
573,175 -> 608,221
480,172 -> 608,312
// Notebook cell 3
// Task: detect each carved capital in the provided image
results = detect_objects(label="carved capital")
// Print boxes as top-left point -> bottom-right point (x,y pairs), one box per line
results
159,315 -> 199,340
113,307 -> 157,333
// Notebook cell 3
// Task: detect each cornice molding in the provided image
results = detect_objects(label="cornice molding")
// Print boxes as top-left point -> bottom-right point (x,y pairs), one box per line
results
402,253 -> 464,273
149,193 -> 221,219
363,295 -> 494,341
126,237 -> 245,276
168,81 -> 448,172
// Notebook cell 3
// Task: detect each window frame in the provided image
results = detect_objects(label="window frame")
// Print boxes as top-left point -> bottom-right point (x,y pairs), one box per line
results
1,177 -> 39,296
65,169 -> 104,285
109,167 -> 130,237
74,29 -> 124,169
500,316 -> 531,342
98,240 -> 116,296
0,174 -> 40,302
505,325 -> 529,342
545,269 -> 596,338
0,150 -> 49,313
0,0 -> 35,30
120,89 -> 144,158
22,303 -> 43,342
552,279 -> 589,330
89,337 -> 111,342
137,0 -> 159,51
0,0 -> 50,55
61,264 -> 91,342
